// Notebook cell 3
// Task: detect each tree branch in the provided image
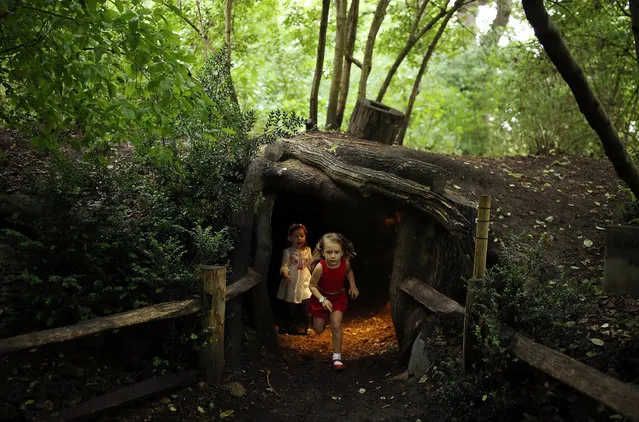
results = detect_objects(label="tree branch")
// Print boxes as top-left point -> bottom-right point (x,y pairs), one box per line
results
522,0 -> 639,199
347,56 -> 362,68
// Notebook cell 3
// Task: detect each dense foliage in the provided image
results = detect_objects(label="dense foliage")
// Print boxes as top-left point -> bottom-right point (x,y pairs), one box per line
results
0,50 -> 304,335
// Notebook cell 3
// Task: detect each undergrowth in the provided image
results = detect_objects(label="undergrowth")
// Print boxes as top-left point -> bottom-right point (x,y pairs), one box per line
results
0,50 -> 304,336
428,232 -> 620,420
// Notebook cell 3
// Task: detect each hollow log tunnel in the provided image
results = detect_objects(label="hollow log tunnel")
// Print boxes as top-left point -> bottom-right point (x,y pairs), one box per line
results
233,136 -> 476,365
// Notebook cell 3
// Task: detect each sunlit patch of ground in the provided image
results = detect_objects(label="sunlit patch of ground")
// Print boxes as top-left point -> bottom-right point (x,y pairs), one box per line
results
276,301 -> 399,363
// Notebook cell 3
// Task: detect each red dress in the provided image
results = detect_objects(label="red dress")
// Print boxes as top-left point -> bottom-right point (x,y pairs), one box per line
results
309,259 -> 349,319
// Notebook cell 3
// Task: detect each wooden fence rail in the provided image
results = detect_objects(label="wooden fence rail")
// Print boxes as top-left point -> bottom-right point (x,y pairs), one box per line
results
0,299 -> 201,356
401,279 -> 639,421
0,266 -> 263,421
0,267 -> 261,368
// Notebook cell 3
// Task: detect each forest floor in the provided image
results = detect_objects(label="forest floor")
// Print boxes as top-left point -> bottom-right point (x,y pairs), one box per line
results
1,133 -> 639,421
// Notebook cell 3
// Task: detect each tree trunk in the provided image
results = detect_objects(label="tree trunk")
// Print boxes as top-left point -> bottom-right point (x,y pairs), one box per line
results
630,0 -> 639,70
357,0 -> 391,101
456,0 -> 489,30
348,98 -> 406,145
224,0 -> 239,105
325,0 -> 348,129
397,1 -> 460,145
309,0 -> 331,128
335,0 -> 359,129
194,0 -> 212,58
376,7 -> 449,103
523,0 -> 639,200
480,0 -> 512,47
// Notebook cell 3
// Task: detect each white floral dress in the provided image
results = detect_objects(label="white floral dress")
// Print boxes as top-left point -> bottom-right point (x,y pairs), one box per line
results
276,246 -> 312,304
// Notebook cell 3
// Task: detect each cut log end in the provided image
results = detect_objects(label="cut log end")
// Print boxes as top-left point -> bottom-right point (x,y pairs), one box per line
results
348,99 -> 406,145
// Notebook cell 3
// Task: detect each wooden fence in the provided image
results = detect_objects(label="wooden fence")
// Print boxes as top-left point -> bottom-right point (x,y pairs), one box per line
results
0,265 -> 264,421
402,195 -> 639,422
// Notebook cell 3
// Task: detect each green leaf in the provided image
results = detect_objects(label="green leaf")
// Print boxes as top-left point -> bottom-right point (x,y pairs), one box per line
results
590,338 -> 604,346
220,410 -> 235,418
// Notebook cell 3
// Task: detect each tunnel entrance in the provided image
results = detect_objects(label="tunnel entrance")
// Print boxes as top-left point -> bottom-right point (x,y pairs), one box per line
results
267,192 -> 397,326
231,135 -> 474,369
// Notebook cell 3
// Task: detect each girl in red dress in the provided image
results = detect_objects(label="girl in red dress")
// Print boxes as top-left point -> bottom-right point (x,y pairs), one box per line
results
308,233 -> 359,371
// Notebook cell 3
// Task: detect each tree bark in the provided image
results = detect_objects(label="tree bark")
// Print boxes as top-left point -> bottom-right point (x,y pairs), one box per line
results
309,0 -> 331,128
335,0 -> 359,129
348,99 -> 406,145
376,6 -> 449,103
194,0 -> 212,58
325,0 -> 348,129
251,192 -> 281,357
523,0 -> 639,199
259,157 -> 357,204
357,0 -> 391,101
227,159 -> 265,370
262,139 -> 471,234
265,136 -> 446,193
456,0 -> 489,30
224,0 -> 239,105
630,0 -> 639,70
389,211 -> 427,358
396,1 -> 461,145
480,0 -> 512,47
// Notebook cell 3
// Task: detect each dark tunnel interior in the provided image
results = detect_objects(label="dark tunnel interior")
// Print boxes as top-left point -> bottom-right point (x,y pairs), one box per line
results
266,191 -> 398,324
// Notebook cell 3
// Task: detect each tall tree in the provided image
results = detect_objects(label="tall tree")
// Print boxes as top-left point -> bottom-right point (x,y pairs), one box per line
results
376,2 -> 452,102
480,0 -> 512,46
334,0 -> 359,129
357,0 -> 391,101
325,0 -> 348,129
225,0 -> 239,105
522,0 -> 639,199
397,0 -> 463,145
631,0 -> 639,69
309,0 -> 331,128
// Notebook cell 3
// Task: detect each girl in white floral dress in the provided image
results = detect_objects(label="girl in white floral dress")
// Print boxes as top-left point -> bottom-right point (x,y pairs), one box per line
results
277,223 -> 313,334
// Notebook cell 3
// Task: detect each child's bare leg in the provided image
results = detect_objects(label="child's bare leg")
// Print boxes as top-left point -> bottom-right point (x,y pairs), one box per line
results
313,317 -> 327,334
329,311 -> 343,354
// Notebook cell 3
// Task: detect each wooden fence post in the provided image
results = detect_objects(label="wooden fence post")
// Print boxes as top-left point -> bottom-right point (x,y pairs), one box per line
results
463,195 -> 491,372
200,265 -> 227,384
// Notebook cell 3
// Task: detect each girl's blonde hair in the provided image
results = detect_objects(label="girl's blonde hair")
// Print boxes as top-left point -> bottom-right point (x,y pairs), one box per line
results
312,232 -> 356,265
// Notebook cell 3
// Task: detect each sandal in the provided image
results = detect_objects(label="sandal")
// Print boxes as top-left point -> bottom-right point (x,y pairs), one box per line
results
332,358 -> 345,371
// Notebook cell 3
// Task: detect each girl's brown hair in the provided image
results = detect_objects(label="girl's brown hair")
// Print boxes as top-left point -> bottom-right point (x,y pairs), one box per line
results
312,232 -> 356,264
287,223 -> 308,246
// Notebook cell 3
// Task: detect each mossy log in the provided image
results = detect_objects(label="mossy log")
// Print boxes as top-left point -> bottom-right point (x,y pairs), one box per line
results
262,139 -> 470,234
265,137 -> 446,194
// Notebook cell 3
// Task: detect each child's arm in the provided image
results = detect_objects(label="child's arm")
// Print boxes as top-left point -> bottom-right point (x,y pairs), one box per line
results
309,263 -> 333,312
280,248 -> 292,283
346,261 -> 359,299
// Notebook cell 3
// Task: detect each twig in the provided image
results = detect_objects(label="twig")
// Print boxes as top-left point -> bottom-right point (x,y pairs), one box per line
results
265,369 -> 280,397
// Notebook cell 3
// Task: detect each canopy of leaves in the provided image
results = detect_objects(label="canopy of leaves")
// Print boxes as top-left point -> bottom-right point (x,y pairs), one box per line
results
0,0 -> 208,147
